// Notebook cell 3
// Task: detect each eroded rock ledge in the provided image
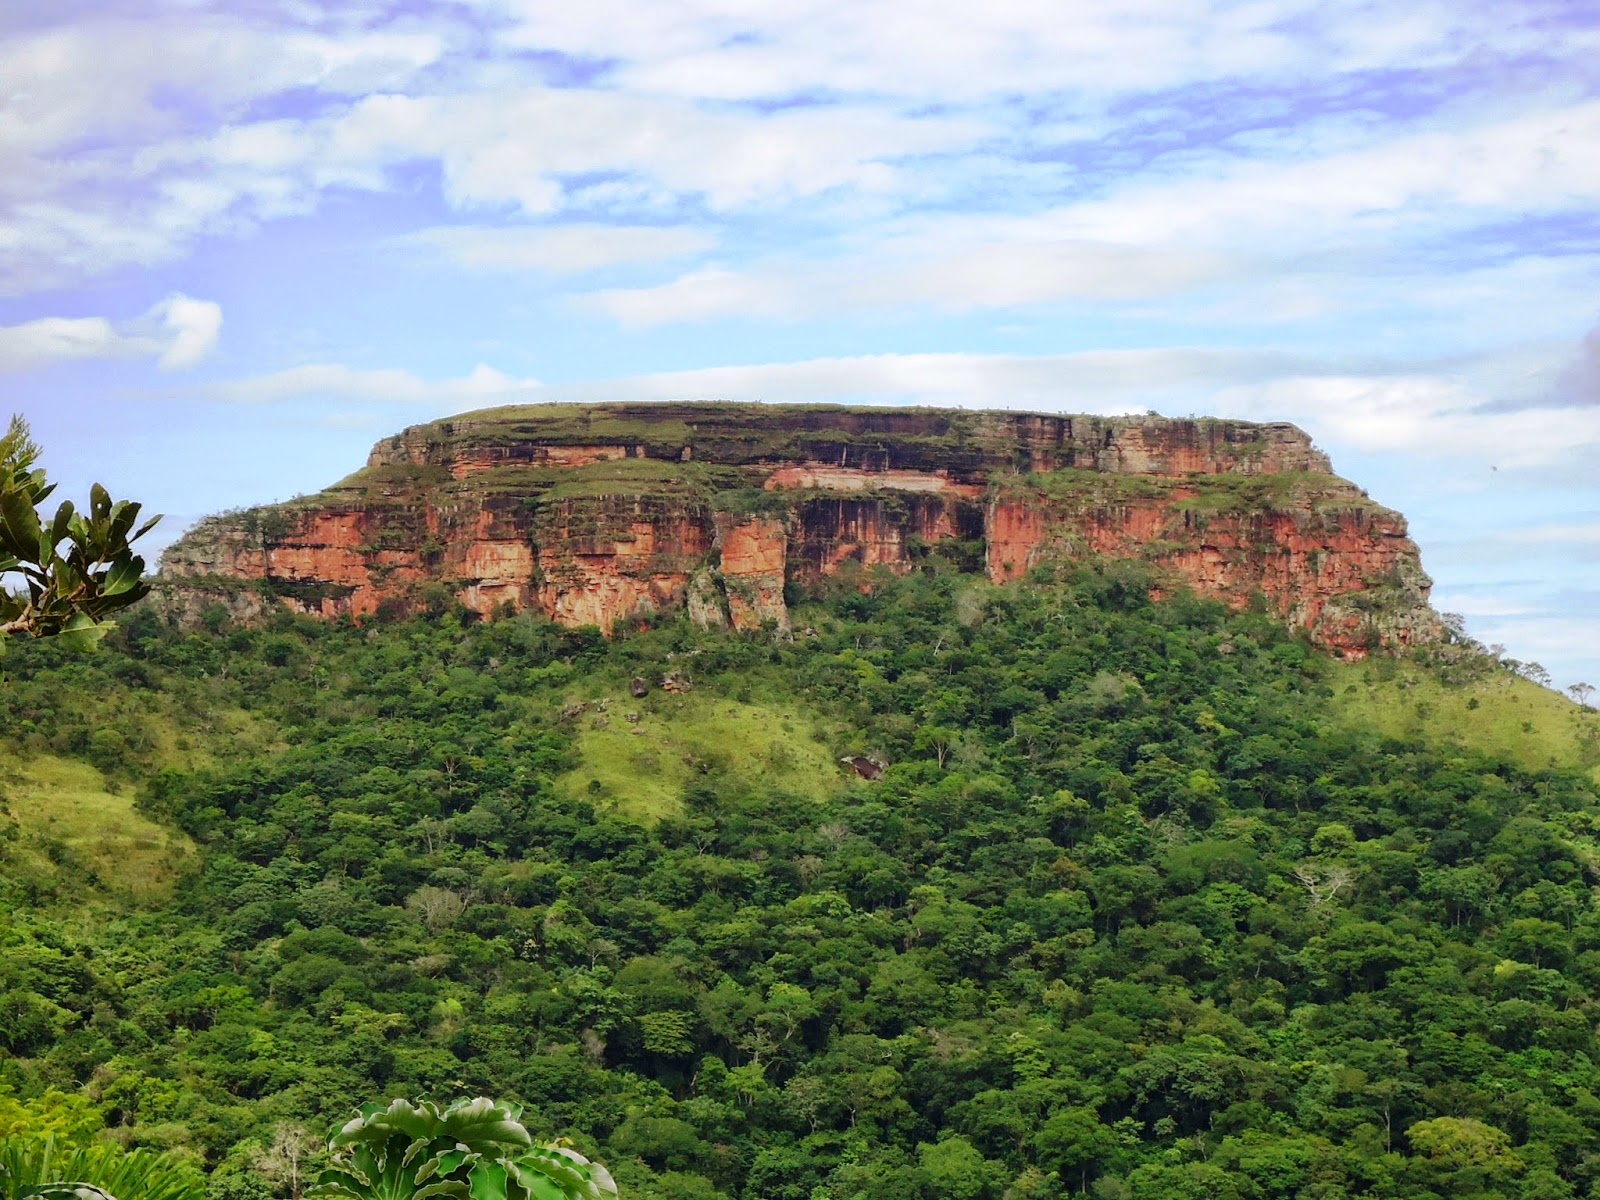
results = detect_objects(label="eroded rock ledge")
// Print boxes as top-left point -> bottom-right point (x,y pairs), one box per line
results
158,402 -> 1440,657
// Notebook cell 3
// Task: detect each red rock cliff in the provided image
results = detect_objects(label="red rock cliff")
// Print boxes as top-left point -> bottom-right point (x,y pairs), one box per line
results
159,402 -> 1438,656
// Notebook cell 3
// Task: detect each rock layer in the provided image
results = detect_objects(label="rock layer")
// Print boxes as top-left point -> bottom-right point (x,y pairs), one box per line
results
158,402 -> 1439,656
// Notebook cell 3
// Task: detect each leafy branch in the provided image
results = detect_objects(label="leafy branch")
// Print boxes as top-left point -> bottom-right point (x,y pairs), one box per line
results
0,416 -> 159,670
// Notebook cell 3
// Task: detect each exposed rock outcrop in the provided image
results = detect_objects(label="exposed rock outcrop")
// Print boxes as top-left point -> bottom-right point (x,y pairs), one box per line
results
158,402 -> 1440,657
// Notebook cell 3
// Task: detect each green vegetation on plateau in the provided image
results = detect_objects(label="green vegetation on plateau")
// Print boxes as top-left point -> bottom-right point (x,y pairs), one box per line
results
996,469 -> 1387,523
3,559 -> 1600,1200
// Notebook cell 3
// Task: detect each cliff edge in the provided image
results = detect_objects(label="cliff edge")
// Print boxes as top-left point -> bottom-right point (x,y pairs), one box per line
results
158,402 -> 1440,657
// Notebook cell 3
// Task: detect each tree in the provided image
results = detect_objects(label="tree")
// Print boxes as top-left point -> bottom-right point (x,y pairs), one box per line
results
0,416 -> 159,674
256,1124 -> 319,1200
916,1136 -> 1001,1200
1405,1116 -> 1523,1191
1033,1107 -> 1117,1193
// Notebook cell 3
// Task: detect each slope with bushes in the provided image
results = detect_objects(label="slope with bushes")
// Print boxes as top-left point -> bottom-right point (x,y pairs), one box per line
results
3,563 -> 1599,1200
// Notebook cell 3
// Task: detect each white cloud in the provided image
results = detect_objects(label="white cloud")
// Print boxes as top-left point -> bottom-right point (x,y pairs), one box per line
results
489,347 -> 1600,483
1210,374 -> 1600,469
155,294 -> 224,370
1556,326 -> 1600,406
578,99 -> 1600,326
0,293 -> 221,371
0,12 -> 448,290
404,224 -> 716,274
207,362 -> 539,407
0,72 -> 984,289
0,317 -> 131,370
587,237 -> 1241,326
1509,521 -> 1600,545
1469,614 -> 1600,685
525,347 -> 1318,409
1053,101 -> 1600,249
195,345 -> 1339,420
1429,592 -> 1536,618
320,87 -> 985,215
4,1 -> 1595,302
480,0 -> 1574,102
0,16 -> 446,166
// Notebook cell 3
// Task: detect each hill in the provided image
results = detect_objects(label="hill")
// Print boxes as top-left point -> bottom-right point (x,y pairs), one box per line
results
3,558 -> 1598,1200
157,402 -> 1440,658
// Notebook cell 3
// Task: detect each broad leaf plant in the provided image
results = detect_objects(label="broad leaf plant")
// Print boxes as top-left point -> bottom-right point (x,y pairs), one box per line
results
310,1098 -> 617,1200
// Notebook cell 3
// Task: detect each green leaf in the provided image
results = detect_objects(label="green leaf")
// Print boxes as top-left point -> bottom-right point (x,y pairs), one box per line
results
42,500 -> 74,562
20,1184 -> 120,1200
438,1099 -> 532,1154
400,1139 -> 437,1171
519,1179 -> 565,1200
101,555 -> 142,597
56,613 -> 111,652
0,487 -> 41,559
412,1150 -> 456,1185
468,1161 -> 508,1200
510,1148 -> 617,1200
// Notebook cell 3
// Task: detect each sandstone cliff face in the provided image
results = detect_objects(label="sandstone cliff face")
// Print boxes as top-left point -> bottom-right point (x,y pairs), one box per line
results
159,402 -> 1438,656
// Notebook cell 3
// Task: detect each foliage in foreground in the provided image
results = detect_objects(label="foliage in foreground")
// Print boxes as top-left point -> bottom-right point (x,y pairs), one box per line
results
0,416 -> 159,674
312,1097 -> 614,1200
3,560 -> 1600,1200
0,1136 -> 203,1200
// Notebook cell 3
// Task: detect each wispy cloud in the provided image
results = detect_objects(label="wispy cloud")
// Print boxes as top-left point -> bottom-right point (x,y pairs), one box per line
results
0,294 -> 221,371
403,225 -> 717,274
205,362 -> 538,407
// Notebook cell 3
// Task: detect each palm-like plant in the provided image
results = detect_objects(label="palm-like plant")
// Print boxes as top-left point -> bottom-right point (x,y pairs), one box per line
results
309,1099 -> 615,1200
0,1137 -> 202,1200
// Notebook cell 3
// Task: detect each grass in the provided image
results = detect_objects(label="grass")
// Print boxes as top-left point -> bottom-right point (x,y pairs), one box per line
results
1321,658 -> 1600,781
996,469 -> 1388,521
2,753 -> 194,904
554,690 -> 846,820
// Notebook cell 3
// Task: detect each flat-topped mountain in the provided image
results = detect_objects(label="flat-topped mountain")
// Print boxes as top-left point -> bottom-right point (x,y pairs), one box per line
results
159,402 -> 1439,655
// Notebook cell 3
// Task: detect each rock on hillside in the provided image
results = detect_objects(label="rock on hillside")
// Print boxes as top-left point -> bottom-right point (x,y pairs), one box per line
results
157,403 -> 1440,657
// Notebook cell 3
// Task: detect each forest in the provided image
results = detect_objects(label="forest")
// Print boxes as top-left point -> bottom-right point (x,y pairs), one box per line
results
4,557 -> 1600,1200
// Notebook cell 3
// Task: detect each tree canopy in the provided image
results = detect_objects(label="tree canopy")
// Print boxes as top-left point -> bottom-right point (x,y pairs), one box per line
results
3,553 -> 1600,1199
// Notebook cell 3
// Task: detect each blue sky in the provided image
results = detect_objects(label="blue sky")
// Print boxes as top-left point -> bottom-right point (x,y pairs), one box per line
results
3,0 -> 1597,689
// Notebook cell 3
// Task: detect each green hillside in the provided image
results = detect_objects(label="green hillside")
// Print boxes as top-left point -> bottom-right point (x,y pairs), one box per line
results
1,753 -> 193,904
556,692 -> 844,820
4,565 -> 1600,1200
1324,657 -> 1600,781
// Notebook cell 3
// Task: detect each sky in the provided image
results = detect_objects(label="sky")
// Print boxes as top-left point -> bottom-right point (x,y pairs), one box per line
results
2,0 -> 1597,690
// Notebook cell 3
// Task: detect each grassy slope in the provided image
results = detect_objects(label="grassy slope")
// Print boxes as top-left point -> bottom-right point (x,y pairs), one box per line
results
1322,658 -> 1600,781
3,754 -> 193,904
555,690 -> 846,820
2,681 -> 271,905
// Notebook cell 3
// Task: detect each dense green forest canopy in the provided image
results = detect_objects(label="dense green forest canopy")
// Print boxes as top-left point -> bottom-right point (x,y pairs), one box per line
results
3,559 -> 1600,1200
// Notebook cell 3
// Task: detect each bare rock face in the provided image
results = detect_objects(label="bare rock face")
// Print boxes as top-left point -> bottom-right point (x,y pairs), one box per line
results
158,402 -> 1440,657
715,514 -> 790,631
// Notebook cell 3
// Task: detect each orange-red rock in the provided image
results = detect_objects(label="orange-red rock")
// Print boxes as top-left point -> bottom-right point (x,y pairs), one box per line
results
160,402 -> 1438,653
716,515 -> 789,629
